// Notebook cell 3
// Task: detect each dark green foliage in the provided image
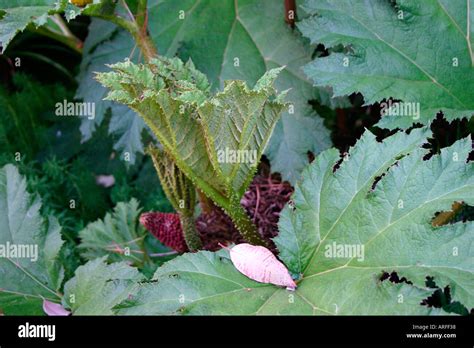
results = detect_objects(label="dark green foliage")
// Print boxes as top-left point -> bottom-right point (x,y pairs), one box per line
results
0,73 -> 172,282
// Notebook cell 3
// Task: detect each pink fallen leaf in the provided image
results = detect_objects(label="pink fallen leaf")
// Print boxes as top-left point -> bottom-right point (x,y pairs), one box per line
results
227,243 -> 297,290
43,299 -> 71,316
96,174 -> 115,188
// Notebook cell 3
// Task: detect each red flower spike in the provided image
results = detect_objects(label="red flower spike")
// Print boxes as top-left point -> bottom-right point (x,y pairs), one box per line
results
140,212 -> 188,253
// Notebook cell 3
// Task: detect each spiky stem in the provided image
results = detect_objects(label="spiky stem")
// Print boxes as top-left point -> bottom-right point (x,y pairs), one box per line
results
226,195 -> 267,247
178,212 -> 202,251
148,146 -> 202,251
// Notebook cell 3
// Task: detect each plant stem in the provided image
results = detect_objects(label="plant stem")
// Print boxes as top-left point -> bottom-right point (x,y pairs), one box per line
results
226,196 -> 267,247
52,14 -> 83,49
90,12 -> 136,34
178,212 -> 202,251
149,146 -> 203,251
129,24 -> 157,61
34,26 -> 83,54
135,0 -> 148,29
89,0 -> 157,62
171,155 -> 266,247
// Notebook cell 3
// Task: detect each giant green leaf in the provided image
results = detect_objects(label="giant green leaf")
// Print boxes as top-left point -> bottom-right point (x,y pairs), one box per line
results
275,129 -> 474,313
0,164 -> 64,315
62,257 -> 144,315
299,0 -> 474,129
115,129 -> 473,315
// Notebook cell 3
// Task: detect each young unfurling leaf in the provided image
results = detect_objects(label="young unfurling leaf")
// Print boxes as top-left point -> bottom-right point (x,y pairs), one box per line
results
96,57 -> 287,246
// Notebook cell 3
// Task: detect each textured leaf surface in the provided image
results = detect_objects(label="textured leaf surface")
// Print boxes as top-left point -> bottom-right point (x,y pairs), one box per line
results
198,69 -> 287,195
299,0 -> 474,129
115,129 -> 473,315
78,199 -> 147,265
0,0 -> 57,49
0,164 -> 64,315
62,257 -> 144,315
275,129 -> 474,313
276,128 -> 430,275
97,58 -> 286,200
116,250 -> 309,315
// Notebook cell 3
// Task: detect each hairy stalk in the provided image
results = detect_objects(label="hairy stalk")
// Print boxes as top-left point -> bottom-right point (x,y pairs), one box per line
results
149,146 -> 202,251
89,0 -> 157,61
227,195 -> 267,246
132,28 -> 157,62
135,0 -> 148,29
169,152 -> 266,247
178,212 -> 202,252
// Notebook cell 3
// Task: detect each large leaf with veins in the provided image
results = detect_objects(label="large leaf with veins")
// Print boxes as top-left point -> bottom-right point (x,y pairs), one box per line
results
62,257 -> 144,315
0,164 -> 64,315
115,128 -> 474,315
299,0 -> 474,129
